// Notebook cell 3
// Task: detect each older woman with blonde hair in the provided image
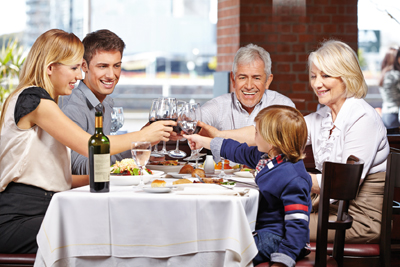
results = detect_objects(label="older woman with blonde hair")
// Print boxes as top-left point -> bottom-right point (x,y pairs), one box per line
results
0,29 -> 175,253
306,40 -> 389,243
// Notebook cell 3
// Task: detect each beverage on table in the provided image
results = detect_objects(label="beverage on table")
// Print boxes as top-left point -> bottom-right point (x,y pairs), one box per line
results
89,109 -> 110,193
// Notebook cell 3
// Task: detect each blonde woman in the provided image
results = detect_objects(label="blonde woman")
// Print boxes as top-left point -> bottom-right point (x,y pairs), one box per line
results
0,29 -> 175,253
305,40 -> 389,243
185,105 -> 312,267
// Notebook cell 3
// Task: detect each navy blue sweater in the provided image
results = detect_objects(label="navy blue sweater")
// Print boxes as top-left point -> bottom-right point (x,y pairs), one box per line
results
221,139 -> 312,263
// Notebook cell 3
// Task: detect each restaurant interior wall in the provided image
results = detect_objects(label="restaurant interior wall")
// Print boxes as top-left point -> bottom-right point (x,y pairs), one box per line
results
217,0 -> 358,115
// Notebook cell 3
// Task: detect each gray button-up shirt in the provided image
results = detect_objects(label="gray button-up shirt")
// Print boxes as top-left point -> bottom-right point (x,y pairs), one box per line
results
59,81 -> 131,175
201,90 -> 295,131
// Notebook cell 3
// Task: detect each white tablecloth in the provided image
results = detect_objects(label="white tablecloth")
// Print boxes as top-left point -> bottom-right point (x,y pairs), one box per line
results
34,178 -> 259,267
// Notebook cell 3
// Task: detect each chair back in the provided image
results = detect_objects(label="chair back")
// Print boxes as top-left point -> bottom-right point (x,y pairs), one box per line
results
379,149 -> 400,267
315,155 -> 364,267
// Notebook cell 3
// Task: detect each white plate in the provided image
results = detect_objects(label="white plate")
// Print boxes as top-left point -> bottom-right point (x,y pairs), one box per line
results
167,172 -> 189,178
234,171 -> 254,178
143,186 -> 172,193
146,163 -> 185,173
110,170 -> 164,186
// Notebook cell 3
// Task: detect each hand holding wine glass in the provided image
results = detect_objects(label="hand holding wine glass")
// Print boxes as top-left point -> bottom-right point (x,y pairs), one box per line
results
111,107 -> 124,135
178,102 -> 198,162
156,97 -> 176,154
131,141 -> 151,188
168,100 -> 187,159
149,99 -> 161,156
184,103 -> 203,167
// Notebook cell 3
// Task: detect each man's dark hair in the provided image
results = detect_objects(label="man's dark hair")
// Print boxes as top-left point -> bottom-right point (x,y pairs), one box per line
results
82,29 -> 125,66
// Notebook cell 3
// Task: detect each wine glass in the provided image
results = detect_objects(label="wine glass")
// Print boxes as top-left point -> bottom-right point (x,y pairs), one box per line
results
218,158 -> 227,178
168,100 -> 187,159
149,99 -> 161,156
156,97 -> 176,154
131,141 -> 152,188
178,102 -> 198,163
111,107 -> 124,135
183,103 -> 203,167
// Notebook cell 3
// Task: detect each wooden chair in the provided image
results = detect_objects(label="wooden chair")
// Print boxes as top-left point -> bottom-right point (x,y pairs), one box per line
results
256,155 -> 364,267
311,149 -> 399,267
0,253 -> 35,267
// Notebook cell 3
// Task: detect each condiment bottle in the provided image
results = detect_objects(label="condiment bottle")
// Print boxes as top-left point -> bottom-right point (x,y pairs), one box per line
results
204,155 -> 215,174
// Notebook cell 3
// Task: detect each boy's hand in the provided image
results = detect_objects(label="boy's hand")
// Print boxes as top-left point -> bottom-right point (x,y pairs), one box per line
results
183,134 -> 212,150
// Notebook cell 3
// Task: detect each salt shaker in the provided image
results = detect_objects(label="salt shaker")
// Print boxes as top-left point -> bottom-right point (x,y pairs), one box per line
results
204,155 -> 215,174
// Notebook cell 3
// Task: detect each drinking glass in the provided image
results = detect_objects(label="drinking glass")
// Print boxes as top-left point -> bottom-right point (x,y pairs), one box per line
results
149,99 -> 161,156
178,102 -> 198,162
131,141 -> 152,188
218,158 -> 227,178
183,103 -> 203,167
168,100 -> 187,159
111,107 -> 124,135
156,97 -> 176,154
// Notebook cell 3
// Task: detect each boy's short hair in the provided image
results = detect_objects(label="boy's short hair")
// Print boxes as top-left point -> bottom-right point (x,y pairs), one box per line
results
254,105 -> 307,163
82,29 -> 125,66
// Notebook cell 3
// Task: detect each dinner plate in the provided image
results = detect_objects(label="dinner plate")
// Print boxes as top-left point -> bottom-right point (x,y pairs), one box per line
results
167,172 -> 188,178
234,171 -> 254,178
142,186 -> 172,193
146,162 -> 185,173
110,170 -> 164,186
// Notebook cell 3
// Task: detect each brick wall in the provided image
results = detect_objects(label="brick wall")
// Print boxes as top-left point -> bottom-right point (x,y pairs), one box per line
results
217,0 -> 358,114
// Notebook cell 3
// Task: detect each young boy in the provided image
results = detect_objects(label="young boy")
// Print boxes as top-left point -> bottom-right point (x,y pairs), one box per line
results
185,105 -> 312,267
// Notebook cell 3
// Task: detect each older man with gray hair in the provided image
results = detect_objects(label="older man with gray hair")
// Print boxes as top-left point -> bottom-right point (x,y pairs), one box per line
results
201,44 -> 295,134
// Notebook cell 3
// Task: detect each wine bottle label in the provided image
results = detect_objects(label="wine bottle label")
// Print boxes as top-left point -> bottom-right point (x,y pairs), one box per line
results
93,154 -> 110,182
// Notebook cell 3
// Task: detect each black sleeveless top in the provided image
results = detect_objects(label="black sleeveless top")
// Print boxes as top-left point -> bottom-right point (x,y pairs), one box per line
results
14,87 -> 54,124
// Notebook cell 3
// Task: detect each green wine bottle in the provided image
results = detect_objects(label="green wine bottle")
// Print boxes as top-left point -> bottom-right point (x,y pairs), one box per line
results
89,110 -> 110,192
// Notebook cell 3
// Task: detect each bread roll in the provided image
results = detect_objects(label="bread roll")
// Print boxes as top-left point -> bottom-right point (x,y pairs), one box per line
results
172,178 -> 193,185
191,168 -> 206,178
151,179 -> 166,187
179,164 -> 194,174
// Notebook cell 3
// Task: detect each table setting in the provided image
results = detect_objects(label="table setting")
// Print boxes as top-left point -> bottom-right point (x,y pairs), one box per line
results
33,97 -> 260,267
34,174 -> 259,267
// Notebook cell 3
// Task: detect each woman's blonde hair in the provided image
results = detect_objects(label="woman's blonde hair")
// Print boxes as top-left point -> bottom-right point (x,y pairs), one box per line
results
0,29 -> 84,132
254,105 -> 307,163
308,40 -> 368,99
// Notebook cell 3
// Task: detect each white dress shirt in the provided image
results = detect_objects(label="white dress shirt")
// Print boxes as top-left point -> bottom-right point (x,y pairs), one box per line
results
305,97 -> 389,188
201,90 -> 295,131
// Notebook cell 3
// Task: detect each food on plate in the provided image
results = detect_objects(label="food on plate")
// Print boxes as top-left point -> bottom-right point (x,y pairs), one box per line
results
149,155 -> 165,162
215,159 -> 233,170
151,179 -> 166,187
110,158 -> 152,175
240,168 -> 254,172
193,177 -> 225,184
172,178 -> 193,185
191,168 -> 206,178
148,160 -> 179,166
179,164 -> 195,174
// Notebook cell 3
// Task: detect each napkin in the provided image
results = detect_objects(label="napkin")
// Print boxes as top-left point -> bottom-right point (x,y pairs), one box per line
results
175,183 -> 249,196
